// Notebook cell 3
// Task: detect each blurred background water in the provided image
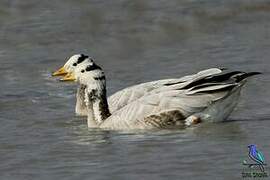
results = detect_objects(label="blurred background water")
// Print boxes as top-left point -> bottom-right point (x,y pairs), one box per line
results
0,0 -> 270,179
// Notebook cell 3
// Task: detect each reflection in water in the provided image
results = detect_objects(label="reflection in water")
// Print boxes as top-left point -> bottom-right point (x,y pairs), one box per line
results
68,120 -> 245,147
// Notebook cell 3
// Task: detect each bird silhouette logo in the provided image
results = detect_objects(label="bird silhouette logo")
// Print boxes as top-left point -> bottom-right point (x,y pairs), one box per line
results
243,144 -> 267,172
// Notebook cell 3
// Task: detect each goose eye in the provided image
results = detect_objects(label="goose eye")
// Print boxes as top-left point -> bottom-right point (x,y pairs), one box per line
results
81,70 -> 85,73
73,63 -> 77,66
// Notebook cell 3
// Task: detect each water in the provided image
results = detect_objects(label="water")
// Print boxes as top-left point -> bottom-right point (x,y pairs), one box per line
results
0,0 -> 270,179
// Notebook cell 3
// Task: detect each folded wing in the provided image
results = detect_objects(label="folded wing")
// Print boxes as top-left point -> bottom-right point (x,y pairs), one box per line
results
108,68 -> 223,113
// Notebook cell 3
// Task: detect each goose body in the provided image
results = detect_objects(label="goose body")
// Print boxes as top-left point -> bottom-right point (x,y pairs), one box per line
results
59,56 -> 260,130
101,86 -> 242,129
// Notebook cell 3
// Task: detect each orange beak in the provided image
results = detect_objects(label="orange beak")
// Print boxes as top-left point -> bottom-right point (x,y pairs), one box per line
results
52,66 -> 68,76
60,72 -> 76,82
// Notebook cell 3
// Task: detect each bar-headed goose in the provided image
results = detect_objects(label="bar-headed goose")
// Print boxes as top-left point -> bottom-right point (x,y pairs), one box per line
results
60,60 -> 260,130
53,54 -> 225,117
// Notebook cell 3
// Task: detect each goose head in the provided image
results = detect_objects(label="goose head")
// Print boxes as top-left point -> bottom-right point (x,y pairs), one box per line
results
61,59 -> 106,91
62,60 -> 110,126
52,54 -> 93,76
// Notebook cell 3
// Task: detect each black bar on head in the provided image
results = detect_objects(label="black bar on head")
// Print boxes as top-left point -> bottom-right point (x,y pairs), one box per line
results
77,54 -> 89,64
86,63 -> 102,71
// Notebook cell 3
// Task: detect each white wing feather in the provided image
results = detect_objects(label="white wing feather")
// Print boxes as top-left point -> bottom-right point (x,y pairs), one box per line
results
107,68 -> 222,113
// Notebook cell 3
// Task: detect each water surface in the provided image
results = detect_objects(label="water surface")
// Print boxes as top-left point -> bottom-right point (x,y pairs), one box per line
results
0,0 -> 270,179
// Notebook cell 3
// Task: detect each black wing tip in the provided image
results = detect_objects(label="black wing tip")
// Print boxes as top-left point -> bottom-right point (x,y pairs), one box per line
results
247,72 -> 262,76
235,71 -> 262,82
